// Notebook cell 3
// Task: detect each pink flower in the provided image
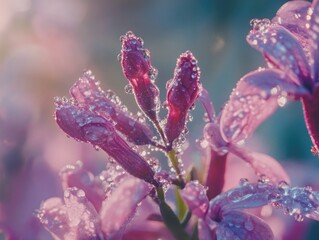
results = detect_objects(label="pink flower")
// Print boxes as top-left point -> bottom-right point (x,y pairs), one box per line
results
220,0 -> 319,152
165,51 -> 202,146
120,31 -> 160,123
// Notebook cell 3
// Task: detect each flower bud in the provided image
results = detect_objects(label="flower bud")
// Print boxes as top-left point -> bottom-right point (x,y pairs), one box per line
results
165,51 -> 201,145
120,31 -> 160,122
55,103 -> 158,186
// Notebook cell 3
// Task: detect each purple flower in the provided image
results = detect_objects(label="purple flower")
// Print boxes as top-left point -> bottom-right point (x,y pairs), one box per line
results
38,163 -> 153,239
120,31 -> 160,123
220,0 -> 319,152
181,180 -> 319,240
165,51 -> 202,146
55,100 -> 158,186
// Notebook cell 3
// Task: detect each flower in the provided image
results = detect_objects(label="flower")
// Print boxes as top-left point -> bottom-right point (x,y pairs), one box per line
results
37,162 -> 155,239
120,31 -> 160,123
55,98 -> 158,186
220,0 -> 319,152
180,180 -> 319,240
165,51 -> 201,146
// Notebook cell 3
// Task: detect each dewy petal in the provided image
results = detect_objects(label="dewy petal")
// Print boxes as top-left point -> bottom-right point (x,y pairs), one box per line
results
273,0 -> 310,48
55,103 -> 157,186
247,24 -> 312,87
180,181 -> 209,218
100,176 -> 151,239
230,146 -> 290,185
70,70 -> 155,146
220,69 -> 308,143
60,161 -> 105,211
37,197 -> 72,239
216,211 -> 274,240
63,187 -> 103,239
208,182 -> 276,217
307,0 -> 319,82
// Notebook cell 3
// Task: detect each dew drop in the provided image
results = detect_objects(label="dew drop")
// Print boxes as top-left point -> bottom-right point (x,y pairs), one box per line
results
277,96 -> 287,107
124,84 -> 133,94
244,219 -> 254,231
117,53 -> 122,62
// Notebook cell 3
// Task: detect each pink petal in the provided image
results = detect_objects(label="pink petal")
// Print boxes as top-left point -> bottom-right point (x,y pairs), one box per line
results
100,176 -> 151,239
63,187 -> 103,239
220,69 -> 308,143
247,24 -> 311,87
60,161 -> 105,211
180,181 -> 209,218
307,0 -> 319,82
273,0 -> 310,48
216,211 -> 274,240
230,146 -> 290,185
204,122 -> 228,154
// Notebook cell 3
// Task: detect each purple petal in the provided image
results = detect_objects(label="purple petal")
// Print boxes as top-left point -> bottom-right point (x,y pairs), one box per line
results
60,161 -> 105,211
100,176 -> 151,239
179,181 -> 209,218
70,70 -> 155,146
204,122 -> 228,155
307,0 -> 319,82
63,187 -> 103,239
247,23 -> 311,87
216,211 -> 274,240
230,146 -> 290,185
208,182 -> 276,217
220,69 -> 308,143
273,1 -> 310,48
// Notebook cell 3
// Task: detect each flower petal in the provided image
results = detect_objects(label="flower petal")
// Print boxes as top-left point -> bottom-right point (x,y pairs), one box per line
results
247,23 -> 311,87
100,176 -> 151,239
198,88 -> 216,122
230,146 -> 290,185
63,187 -> 103,239
220,69 -> 308,143
273,0 -> 310,47
198,219 -> 215,240
216,211 -> 274,240
180,181 -> 209,218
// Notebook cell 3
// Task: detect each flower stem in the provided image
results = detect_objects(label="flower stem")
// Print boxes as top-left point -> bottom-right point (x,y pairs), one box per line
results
205,148 -> 227,200
167,149 -> 185,188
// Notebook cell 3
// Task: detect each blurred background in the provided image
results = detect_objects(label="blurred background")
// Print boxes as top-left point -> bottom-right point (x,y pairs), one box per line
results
0,0 -> 318,239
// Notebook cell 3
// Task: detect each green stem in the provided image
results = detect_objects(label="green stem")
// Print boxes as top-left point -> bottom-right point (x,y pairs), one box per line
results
168,149 -> 185,187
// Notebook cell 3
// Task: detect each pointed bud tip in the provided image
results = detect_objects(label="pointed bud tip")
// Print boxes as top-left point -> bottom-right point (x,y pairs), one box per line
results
174,51 -> 200,83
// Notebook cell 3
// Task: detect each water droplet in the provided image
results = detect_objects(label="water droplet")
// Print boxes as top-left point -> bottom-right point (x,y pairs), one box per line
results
117,53 -> 122,62
250,18 -> 271,32
277,96 -> 287,107
294,213 -> 304,222
124,84 -> 133,94
77,189 -> 85,198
